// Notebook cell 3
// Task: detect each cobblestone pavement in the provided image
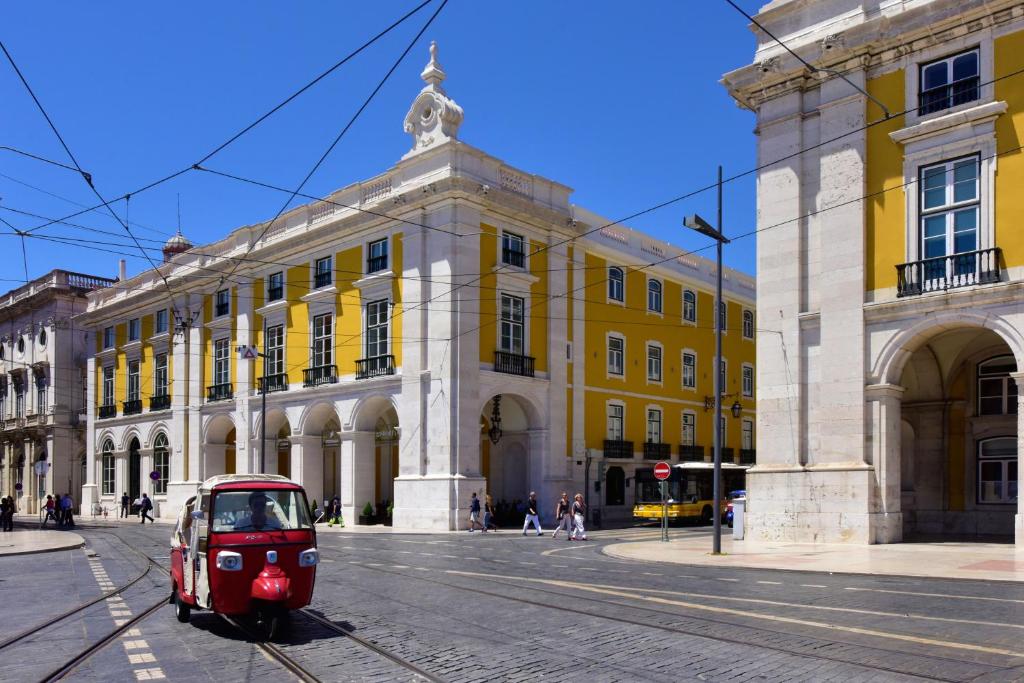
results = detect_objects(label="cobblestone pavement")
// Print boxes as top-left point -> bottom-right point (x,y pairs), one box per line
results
5,522 -> 1023,682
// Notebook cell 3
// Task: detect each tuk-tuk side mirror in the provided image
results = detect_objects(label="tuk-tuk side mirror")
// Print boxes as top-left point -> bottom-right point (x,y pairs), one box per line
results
191,510 -> 206,521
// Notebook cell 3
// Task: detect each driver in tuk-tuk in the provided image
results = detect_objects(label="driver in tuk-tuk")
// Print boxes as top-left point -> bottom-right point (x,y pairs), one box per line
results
233,491 -> 283,531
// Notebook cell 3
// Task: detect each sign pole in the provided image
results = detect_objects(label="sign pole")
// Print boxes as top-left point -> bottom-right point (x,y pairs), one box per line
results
661,480 -> 668,542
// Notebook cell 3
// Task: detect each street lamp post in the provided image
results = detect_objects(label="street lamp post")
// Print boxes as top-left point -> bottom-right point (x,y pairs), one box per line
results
684,165 -> 730,555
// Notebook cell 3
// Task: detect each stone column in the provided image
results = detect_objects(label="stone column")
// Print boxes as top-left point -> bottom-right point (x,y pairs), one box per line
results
81,356 -> 98,512
290,435 -> 323,509
139,447 -> 154,495
186,321 -> 203,485
340,431 -> 375,524
528,429 -> 549,493
23,439 -> 36,514
865,383 -> 904,543
1012,373 -> 1024,547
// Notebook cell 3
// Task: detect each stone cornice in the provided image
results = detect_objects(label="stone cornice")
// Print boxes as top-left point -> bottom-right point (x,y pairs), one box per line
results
889,101 -> 1007,145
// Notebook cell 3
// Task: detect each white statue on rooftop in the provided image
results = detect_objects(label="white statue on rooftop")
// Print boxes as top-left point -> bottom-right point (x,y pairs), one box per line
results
402,41 -> 464,159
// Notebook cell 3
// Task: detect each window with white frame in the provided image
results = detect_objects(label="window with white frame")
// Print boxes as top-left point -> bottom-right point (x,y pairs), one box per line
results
312,314 -> 333,368
742,365 -> 754,398
101,439 -> 115,495
153,433 -> 169,495
128,318 -> 140,342
608,336 -> 624,376
155,308 -> 169,334
718,358 -> 727,393
214,338 -> 230,386
647,279 -> 662,313
215,289 -> 230,317
102,366 -> 114,406
977,437 -> 1017,504
35,376 -> 46,414
919,48 -> 979,116
367,238 -> 388,273
681,412 -> 696,447
743,310 -> 754,339
608,267 -> 624,302
683,289 -> 696,323
920,157 -> 979,276
646,408 -> 662,444
499,294 -> 524,354
977,355 -> 1017,416
267,271 -> 284,301
682,352 -> 696,389
365,300 -> 389,359
14,385 -> 23,417
742,419 -> 754,451
265,325 -> 285,375
103,326 -> 114,349
607,403 -> 624,441
501,231 -> 526,268
127,360 -> 140,401
154,353 -> 168,397
647,344 -> 662,382
315,256 -> 332,288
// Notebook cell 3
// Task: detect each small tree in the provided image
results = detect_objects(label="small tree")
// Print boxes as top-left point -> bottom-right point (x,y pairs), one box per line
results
361,501 -> 374,518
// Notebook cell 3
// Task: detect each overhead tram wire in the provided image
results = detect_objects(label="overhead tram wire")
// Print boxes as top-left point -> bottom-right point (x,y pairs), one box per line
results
218,0 -> 450,284
15,0 -> 435,238
0,145 -> 91,177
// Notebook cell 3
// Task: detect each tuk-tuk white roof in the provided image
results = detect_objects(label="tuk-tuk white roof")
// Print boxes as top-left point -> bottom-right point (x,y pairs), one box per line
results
199,473 -> 296,492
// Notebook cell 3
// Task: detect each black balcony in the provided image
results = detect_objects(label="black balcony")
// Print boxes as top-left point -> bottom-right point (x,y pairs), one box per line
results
367,254 -> 388,274
355,355 -> 395,380
739,449 -> 756,465
258,373 -> 289,394
494,351 -> 534,377
643,442 -> 671,460
207,383 -> 233,402
123,399 -> 143,416
314,270 -> 332,288
603,439 -> 633,459
303,365 -> 338,387
502,247 -> 525,268
98,404 -> 117,419
918,76 -> 979,115
267,285 -> 283,302
679,445 -> 705,462
896,248 -> 1001,297
150,394 -> 171,411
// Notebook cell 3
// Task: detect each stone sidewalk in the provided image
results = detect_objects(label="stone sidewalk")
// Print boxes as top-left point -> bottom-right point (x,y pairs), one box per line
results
0,528 -> 85,555
604,534 -> 1024,582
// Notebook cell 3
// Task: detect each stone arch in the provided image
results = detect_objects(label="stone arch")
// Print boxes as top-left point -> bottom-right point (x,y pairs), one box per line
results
873,310 -> 1024,386
298,401 -> 341,436
252,407 -> 291,442
348,394 -> 400,432
120,426 -> 144,453
95,428 -> 117,454
202,413 -> 238,445
144,421 -> 171,449
477,391 -> 543,431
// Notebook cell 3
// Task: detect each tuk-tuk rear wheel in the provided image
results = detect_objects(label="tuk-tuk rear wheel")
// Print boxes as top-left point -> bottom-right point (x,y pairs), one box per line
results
174,590 -> 191,623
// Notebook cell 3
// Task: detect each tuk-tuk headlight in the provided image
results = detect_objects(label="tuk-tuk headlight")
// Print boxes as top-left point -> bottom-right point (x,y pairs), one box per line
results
216,551 -> 243,571
298,548 -> 319,567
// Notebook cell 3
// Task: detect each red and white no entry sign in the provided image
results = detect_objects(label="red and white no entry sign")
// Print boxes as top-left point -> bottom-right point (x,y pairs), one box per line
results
654,461 -> 671,480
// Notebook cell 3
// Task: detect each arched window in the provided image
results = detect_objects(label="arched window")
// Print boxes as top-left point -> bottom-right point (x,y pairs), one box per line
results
683,290 -> 696,323
101,438 -> 115,495
978,355 -> 1018,416
647,279 -> 662,313
742,310 -> 754,339
153,433 -> 169,495
605,466 -> 625,506
608,267 -> 624,302
977,437 -> 1017,504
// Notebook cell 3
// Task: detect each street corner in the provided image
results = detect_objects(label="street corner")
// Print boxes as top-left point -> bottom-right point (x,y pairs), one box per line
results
0,528 -> 85,556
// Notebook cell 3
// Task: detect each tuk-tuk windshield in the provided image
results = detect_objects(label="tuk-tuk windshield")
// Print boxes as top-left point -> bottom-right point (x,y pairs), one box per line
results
211,489 -> 313,533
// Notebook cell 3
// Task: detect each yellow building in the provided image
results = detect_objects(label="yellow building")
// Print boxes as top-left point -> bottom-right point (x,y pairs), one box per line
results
79,43 -> 755,527
724,0 -> 1023,545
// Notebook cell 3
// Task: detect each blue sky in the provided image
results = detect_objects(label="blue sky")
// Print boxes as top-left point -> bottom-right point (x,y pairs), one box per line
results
0,1 -> 760,287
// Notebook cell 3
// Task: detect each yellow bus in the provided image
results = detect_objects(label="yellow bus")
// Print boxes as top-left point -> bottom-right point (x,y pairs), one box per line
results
632,462 -> 749,525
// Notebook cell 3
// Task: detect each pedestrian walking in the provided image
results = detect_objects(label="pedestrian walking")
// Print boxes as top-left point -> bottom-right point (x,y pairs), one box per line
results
1,496 -> 12,531
139,493 -> 154,524
61,494 -> 75,528
467,492 -> 483,532
120,492 -> 130,518
483,494 -> 498,532
41,495 -> 58,528
5,496 -> 16,531
521,491 -> 543,536
550,492 -> 571,539
569,493 -> 587,541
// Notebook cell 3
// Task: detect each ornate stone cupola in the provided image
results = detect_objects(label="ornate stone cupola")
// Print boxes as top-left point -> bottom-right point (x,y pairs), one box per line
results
402,41 -> 463,159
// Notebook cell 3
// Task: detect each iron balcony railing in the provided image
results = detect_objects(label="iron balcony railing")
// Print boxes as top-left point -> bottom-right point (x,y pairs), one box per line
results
717,447 -> 735,462
123,399 -> 143,416
502,246 -> 525,268
150,394 -> 171,411
258,373 -> 289,394
356,355 -> 395,380
643,442 -> 671,460
918,76 -> 979,115
896,247 -> 1001,297
207,383 -> 233,402
367,254 -> 388,274
679,445 -> 705,462
603,439 -> 633,459
303,365 -> 338,387
267,285 -> 283,302
739,449 -> 756,465
494,350 -> 535,377
314,270 -> 332,288
98,404 -> 117,419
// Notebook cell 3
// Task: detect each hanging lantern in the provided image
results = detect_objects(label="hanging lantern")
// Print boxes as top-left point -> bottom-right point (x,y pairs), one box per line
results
488,395 -> 503,444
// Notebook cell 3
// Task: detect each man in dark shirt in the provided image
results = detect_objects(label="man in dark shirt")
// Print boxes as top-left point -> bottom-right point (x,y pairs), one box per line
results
120,492 -> 130,518
521,491 -> 543,536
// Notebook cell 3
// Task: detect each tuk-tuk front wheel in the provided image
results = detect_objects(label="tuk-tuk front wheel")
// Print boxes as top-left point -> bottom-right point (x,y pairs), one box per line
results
253,604 -> 288,642
174,590 -> 191,623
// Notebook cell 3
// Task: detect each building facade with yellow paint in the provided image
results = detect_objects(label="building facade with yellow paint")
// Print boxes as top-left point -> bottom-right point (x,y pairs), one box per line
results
79,45 -> 755,527
724,0 -> 1023,545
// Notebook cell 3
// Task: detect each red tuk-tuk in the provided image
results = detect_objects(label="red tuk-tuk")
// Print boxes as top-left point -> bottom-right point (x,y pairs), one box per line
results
170,474 -> 318,639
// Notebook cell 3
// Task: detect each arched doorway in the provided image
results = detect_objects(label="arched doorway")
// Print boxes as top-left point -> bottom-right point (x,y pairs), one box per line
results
348,396 -> 399,525
322,418 -> 341,505
481,394 -> 539,510
204,414 -> 238,479
605,466 -> 625,507
128,437 -> 141,503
